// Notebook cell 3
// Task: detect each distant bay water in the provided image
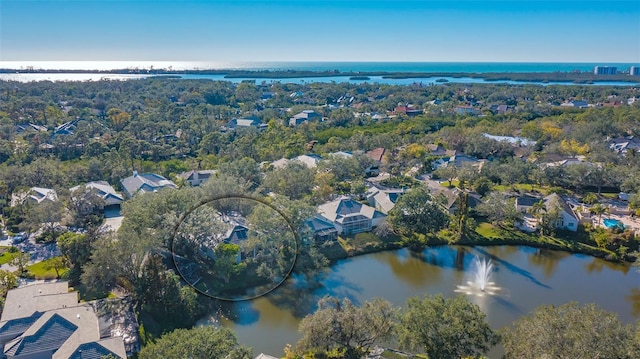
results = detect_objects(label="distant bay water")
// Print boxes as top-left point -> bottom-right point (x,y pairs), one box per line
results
1,61 -> 639,73
1,61 -> 639,86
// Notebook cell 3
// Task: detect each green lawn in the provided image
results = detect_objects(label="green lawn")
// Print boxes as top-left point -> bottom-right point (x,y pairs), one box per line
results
0,246 -> 21,265
473,222 -> 613,257
26,256 -> 69,280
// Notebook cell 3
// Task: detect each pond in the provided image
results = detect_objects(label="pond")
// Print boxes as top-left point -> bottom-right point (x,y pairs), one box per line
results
197,245 -> 640,357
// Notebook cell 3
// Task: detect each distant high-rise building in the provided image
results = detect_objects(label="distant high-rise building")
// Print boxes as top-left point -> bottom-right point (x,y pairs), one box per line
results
630,66 -> 640,76
594,66 -> 618,75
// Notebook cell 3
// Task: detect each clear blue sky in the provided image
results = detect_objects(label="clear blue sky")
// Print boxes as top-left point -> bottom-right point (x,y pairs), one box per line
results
1,0 -> 639,63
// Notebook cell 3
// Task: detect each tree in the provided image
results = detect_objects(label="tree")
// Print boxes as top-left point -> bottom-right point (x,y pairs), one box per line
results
212,243 -> 246,284
473,176 -> 493,197
0,269 -> 18,316
10,252 -> 31,275
590,203 -> 607,224
263,161 -> 315,200
388,186 -> 449,235
44,256 -> 67,278
67,185 -> 105,228
24,200 -> 64,241
502,302 -> 639,359
138,326 -> 252,359
296,296 -> 396,359
397,294 -> 499,359
582,192 -> 598,205
476,192 -> 521,226
434,165 -> 458,187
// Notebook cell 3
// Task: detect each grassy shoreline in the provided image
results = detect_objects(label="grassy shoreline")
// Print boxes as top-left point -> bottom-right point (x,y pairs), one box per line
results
319,223 -> 620,264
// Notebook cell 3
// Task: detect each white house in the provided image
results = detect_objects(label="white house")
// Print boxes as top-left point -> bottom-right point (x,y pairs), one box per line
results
317,197 -> 386,235
289,110 -> 321,126
177,170 -> 217,187
120,172 -> 177,198
366,188 -> 405,214
70,181 -> 124,207
11,187 -> 58,206
515,194 -> 578,232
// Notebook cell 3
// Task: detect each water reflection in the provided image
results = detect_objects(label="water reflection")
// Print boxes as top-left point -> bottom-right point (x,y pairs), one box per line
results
372,249 -> 442,287
475,247 -> 551,289
201,245 -> 638,357
585,257 -> 631,275
527,249 -> 570,279
626,288 -> 640,317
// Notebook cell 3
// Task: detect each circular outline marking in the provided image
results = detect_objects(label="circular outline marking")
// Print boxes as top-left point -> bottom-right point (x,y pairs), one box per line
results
170,194 -> 299,301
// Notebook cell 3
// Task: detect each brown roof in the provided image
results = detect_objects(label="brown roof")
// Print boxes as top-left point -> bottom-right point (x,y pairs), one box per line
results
365,148 -> 386,162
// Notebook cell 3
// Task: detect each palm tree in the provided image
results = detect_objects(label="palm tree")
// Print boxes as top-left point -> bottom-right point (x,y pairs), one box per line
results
590,204 -> 607,225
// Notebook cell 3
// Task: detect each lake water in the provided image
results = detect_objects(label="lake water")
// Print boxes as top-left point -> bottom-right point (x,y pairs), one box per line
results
196,246 -> 640,358
0,72 -> 637,87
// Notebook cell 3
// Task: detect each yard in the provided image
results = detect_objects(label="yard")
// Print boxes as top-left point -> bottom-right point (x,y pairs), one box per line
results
25,256 -> 68,280
0,246 -> 21,265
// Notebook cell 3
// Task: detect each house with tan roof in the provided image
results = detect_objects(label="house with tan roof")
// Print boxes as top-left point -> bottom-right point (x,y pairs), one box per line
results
178,170 -> 217,187
0,282 -> 128,359
11,187 -> 58,207
317,197 -> 386,235
515,193 -> 578,232
70,181 -> 123,207
366,188 -> 405,214
120,171 -> 177,197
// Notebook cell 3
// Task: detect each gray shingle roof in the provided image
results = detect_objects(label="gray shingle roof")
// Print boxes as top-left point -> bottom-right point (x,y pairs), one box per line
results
5,313 -> 77,356
68,342 -> 120,359
0,312 -> 42,338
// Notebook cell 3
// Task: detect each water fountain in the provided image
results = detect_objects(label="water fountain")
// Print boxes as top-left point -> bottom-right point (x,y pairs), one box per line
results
455,256 -> 500,297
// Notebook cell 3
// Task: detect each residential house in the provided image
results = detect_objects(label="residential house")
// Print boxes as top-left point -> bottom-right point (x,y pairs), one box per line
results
365,148 -> 386,176
304,215 -> 339,243
489,104 -> 510,115
427,144 -> 447,156
54,119 -> 80,136
328,151 -> 353,159
255,354 -> 279,359
560,100 -> 589,108
454,105 -> 481,116
515,194 -> 578,232
515,196 -> 542,213
11,187 -> 58,206
178,170 -> 217,187
433,154 -> 484,170
15,123 -> 47,134
271,154 -> 322,169
224,116 -> 267,131
120,171 -> 177,198
609,136 -> 640,154
294,154 -> 322,168
483,133 -> 536,147
393,104 -> 423,117
289,110 -> 321,126
366,188 -> 405,214
444,190 -> 483,215
317,197 -> 386,235
270,158 -> 290,169
544,157 -> 589,168
70,181 -> 124,207
0,282 -> 127,359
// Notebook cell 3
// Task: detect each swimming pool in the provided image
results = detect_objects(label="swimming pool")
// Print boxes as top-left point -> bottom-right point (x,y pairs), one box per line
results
603,218 -> 625,229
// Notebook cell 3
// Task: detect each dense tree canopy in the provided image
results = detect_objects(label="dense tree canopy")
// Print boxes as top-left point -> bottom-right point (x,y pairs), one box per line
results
138,326 -> 252,359
388,186 -> 449,235
397,294 -> 499,359
296,296 -> 396,359
501,302 -> 639,359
